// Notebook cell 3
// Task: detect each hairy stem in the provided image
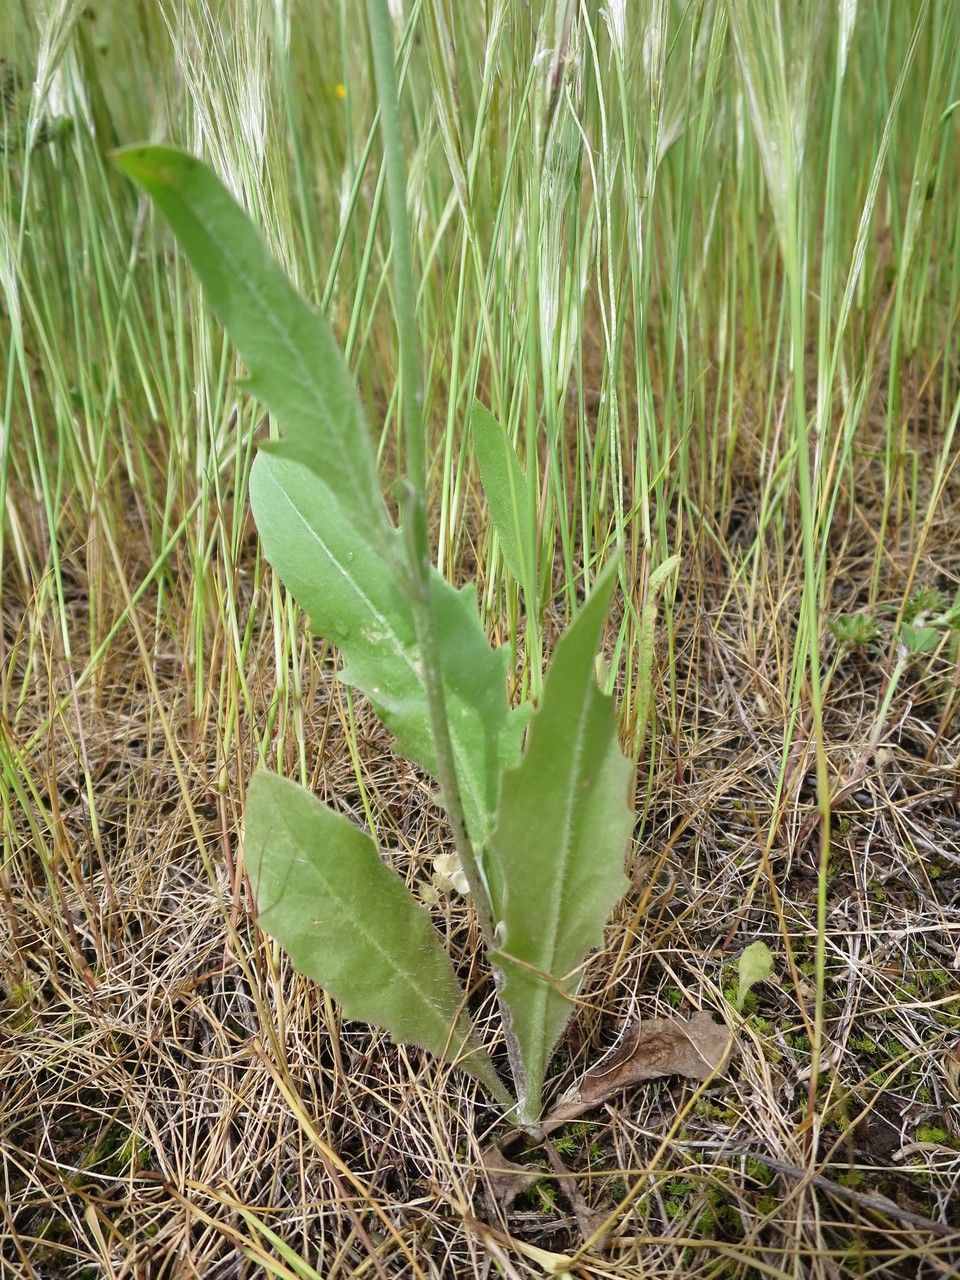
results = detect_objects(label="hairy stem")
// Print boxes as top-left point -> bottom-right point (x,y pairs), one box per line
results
366,0 -> 524,1117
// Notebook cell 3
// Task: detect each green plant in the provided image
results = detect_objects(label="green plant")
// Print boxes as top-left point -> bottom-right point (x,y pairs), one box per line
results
903,587 -> 947,621
916,1124 -> 954,1146
114,3 -> 634,1132
828,611 -> 879,649
733,940 -> 775,1012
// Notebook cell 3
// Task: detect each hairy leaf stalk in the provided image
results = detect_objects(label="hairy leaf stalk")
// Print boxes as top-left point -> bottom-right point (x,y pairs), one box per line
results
366,0 -> 527,1120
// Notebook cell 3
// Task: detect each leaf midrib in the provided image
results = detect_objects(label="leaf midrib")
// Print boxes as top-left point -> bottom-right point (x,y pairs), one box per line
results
272,802 -> 464,1049
524,681 -> 597,1068
160,168 -> 382,522
270,470 -> 489,831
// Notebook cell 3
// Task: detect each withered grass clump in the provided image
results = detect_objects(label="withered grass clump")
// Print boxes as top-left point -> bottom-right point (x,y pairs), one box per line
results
2,1 -> 960,1276
4,396 -> 958,1277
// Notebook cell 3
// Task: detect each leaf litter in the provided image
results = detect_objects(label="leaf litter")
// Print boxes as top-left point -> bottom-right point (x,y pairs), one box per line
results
543,1011 -> 734,1130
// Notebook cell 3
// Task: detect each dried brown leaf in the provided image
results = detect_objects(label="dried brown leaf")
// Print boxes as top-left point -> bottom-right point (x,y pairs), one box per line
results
582,1010 -> 732,1094
479,1143 -> 545,1213
543,1011 -> 733,1130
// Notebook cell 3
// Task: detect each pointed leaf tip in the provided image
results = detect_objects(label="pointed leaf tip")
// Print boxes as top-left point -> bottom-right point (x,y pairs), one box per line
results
486,559 -> 633,1121
115,144 -> 392,557
471,400 -> 533,589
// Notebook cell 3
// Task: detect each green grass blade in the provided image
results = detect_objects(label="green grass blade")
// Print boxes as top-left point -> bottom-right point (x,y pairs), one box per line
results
113,145 -> 394,559
486,561 -> 634,1123
245,770 -> 506,1099
471,399 -> 533,589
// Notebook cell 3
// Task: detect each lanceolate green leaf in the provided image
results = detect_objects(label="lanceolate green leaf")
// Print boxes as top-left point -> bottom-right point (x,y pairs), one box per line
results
471,401 -> 533,588
114,145 -> 393,559
245,770 -> 505,1099
249,452 -> 514,846
116,144 -> 518,848
486,562 -> 634,1124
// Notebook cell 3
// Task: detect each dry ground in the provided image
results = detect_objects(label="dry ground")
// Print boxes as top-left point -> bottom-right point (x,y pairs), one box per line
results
2,396 -> 960,1278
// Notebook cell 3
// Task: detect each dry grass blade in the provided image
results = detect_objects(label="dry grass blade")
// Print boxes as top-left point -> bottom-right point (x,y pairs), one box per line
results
3,1 -> 960,1277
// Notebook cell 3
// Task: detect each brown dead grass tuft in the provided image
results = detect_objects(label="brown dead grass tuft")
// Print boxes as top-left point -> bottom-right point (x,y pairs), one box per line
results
2,397 -> 960,1279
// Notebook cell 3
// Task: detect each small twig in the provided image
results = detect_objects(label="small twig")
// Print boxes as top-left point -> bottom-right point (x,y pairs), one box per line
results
672,1140 -> 959,1241
770,1155 -> 958,1240
542,1136 -> 602,1246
